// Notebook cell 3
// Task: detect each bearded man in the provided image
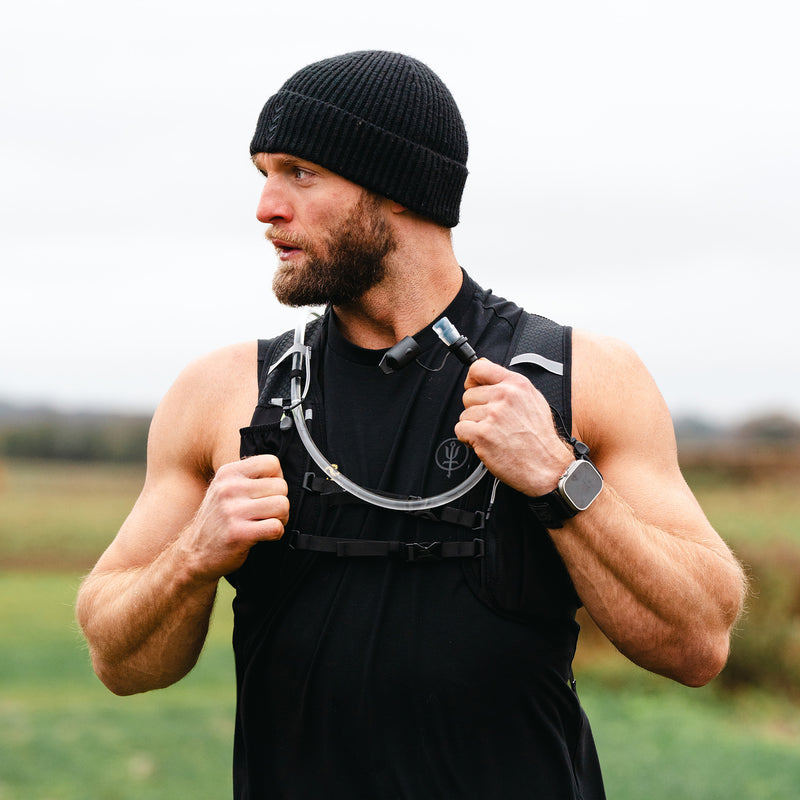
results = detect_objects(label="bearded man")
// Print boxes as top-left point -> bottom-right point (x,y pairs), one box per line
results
77,50 -> 746,800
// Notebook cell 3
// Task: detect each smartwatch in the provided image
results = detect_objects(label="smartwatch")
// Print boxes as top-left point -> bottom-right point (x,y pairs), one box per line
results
527,446 -> 603,529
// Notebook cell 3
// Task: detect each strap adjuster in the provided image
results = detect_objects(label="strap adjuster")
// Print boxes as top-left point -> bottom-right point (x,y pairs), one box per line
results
404,541 -> 443,562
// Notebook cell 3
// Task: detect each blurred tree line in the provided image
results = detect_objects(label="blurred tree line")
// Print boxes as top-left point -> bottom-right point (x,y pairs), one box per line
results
0,405 -> 150,463
1,404 -> 798,465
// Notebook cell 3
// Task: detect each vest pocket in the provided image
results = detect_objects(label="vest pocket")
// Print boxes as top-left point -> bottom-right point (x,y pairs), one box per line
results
239,406 -> 285,459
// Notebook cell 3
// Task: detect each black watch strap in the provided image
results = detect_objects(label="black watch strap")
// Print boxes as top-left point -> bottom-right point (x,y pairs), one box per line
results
527,492 -> 577,529
527,439 -> 600,529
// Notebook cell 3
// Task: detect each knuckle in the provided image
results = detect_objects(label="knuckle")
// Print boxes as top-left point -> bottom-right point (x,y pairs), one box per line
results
260,453 -> 282,475
262,520 -> 285,541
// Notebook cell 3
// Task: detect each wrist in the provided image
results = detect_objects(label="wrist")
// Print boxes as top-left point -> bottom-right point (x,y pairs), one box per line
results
519,443 -> 574,498
527,441 -> 603,529
169,532 -> 223,592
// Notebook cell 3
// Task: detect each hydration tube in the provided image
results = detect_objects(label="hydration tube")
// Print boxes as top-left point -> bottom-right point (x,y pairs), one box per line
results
288,314 -> 488,512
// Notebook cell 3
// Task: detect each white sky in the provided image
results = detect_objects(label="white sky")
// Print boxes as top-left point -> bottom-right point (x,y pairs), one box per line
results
2,0 -> 798,424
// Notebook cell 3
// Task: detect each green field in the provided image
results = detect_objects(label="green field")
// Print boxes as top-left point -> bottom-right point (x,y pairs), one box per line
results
0,459 -> 145,568
1,458 -> 799,798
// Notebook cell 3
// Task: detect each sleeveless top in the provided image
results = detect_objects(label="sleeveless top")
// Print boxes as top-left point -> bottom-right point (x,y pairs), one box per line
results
230,273 -> 605,799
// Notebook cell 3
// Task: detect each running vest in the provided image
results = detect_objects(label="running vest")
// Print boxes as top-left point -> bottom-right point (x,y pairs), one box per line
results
228,274 -> 605,799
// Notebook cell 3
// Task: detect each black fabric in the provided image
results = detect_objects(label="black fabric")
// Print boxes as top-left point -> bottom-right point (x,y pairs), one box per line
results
249,50 -> 468,227
230,272 -> 605,799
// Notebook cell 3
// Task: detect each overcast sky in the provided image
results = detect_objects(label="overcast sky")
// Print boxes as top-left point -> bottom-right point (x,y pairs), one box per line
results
2,0 -> 798,424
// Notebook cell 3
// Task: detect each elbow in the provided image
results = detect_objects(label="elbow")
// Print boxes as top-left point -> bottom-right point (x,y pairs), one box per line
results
95,668 -> 144,697
623,618 -> 737,688
89,649 -> 148,696
90,651 -> 184,696
76,613 -> 143,696
676,569 -> 748,688
673,634 -> 731,688
658,615 -> 737,687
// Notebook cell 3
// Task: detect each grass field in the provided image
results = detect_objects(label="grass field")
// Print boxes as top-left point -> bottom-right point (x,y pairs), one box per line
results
1,458 -> 799,798
0,459 -> 145,568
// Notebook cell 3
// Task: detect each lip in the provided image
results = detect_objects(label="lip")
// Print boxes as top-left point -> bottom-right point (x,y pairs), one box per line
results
271,238 -> 304,261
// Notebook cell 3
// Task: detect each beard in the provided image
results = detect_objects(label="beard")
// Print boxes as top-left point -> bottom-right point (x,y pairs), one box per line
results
270,191 -> 397,307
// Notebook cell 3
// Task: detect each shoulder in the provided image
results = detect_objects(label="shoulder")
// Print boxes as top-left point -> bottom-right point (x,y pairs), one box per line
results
571,328 -> 648,387
570,328 -> 677,467
173,341 -> 259,396
148,341 -> 260,477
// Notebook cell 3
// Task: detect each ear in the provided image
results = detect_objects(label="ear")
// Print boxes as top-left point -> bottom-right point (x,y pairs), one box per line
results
388,200 -> 408,215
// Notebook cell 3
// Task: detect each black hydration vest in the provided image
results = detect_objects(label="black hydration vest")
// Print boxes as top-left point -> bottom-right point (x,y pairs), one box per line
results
229,278 -> 604,800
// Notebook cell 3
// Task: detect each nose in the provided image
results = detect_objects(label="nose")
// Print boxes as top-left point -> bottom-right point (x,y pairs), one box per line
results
256,176 -> 292,224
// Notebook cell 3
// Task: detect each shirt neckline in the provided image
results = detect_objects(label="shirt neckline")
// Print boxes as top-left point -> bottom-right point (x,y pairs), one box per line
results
325,270 -> 475,366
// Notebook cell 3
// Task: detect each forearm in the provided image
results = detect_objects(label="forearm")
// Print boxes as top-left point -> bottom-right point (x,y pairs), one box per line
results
553,484 -> 745,686
76,541 -> 218,696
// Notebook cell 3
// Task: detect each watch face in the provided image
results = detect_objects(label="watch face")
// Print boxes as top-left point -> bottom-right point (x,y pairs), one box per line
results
560,460 -> 603,511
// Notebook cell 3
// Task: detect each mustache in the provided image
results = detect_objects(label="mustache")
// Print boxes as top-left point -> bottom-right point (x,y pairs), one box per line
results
265,227 -> 308,249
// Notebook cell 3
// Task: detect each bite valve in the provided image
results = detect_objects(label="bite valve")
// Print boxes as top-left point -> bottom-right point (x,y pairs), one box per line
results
432,317 -> 478,365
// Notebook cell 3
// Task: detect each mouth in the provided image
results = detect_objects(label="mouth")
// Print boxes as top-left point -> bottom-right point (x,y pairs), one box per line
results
274,241 -> 302,260
267,232 -> 305,262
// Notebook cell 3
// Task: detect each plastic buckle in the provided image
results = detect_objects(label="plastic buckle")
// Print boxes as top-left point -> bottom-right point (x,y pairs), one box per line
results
404,541 -> 442,562
472,538 -> 486,558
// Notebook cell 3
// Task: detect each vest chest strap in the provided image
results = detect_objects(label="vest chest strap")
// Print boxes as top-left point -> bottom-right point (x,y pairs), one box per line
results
288,532 -> 485,561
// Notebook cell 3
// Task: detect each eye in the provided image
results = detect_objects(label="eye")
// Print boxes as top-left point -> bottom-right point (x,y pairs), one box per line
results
294,167 -> 311,181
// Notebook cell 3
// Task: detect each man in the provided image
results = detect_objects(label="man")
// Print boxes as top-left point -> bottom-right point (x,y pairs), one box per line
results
76,51 -> 746,799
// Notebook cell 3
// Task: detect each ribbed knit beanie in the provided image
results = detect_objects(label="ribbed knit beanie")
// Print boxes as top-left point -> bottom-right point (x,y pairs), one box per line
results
249,50 -> 468,228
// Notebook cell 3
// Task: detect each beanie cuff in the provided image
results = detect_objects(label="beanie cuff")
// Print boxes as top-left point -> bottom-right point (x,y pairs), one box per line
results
250,90 -> 467,227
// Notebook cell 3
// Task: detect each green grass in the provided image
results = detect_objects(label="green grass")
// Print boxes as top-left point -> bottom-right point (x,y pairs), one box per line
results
581,677 -> 800,800
690,478 -> 800,546
0,572 -> 236,800
0,459 -> 145,567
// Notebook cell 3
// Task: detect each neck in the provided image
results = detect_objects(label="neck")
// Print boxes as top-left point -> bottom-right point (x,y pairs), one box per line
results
333,259 -> 463,349
333,219 -> 464,349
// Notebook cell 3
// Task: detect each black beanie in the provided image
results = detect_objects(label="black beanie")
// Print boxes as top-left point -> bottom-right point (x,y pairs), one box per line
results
249,50 -> 468,228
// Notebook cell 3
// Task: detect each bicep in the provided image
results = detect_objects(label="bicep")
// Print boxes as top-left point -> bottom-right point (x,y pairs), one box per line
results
572,330 -> 717,540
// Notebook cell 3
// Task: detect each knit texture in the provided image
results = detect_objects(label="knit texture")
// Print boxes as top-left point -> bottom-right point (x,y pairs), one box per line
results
250,51 -> 468,227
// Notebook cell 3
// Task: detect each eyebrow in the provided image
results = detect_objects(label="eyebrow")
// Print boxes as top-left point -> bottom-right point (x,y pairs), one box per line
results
251,153 -> 320,175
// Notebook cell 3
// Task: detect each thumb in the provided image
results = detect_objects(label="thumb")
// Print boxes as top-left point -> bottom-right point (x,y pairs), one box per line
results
464,357 -> 508,390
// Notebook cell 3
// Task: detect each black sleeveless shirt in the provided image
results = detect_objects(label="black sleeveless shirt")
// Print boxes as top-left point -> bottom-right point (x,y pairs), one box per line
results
231,273 -> 605,799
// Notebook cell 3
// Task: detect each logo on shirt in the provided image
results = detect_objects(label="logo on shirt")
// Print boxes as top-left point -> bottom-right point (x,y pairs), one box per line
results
435,438 -> 470,478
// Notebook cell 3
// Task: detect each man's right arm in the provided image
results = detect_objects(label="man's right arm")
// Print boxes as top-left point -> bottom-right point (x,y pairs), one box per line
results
75,345 -> 289,696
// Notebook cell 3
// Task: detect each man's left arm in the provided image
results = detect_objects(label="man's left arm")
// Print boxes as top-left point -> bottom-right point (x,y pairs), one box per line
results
455,330 -> 747,687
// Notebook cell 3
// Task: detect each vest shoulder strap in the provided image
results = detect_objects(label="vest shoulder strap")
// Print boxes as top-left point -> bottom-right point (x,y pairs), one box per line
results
507,310 -> 573,438
255,314 -> 325,409
256,309 -> 571,422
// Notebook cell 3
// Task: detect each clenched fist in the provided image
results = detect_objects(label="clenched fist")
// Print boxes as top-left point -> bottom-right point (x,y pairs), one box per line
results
179,454 -> 290,581
454,359 -> 573,497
